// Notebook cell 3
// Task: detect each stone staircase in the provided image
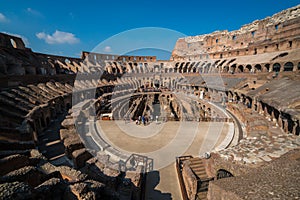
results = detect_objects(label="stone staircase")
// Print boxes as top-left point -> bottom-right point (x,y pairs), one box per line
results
189,157 -> 212,200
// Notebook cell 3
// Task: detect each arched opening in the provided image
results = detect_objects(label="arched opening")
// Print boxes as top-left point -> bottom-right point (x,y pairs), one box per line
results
223,66 -> 229,73
10,39 -> 17,48
217,169 -> 234,180
283,62 -> 294,71
238,65 -> 243,73
245,65 -> 252,72
273,63 -> 281,72
298,62 -> 300,70
154,79 -> 160,88
179,62 -> 185,73
264,64 -> 270,72
205,63 -> 211,73
254,64 -> 262,72
199,67 -> 203,73
111,67 -> 116,74
230,64 -> 236,74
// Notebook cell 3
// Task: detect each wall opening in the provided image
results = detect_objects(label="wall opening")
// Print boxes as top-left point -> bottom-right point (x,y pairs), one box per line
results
217,169 -> 234,180
273,63 -> 281,72
254,64 -> 262,72
283,62 -> 294,71
254,48 -> 257,55
264,64 -> 270,72
246,65 -> 252,72
10,39 -> 17,48
238,65 -> 243,72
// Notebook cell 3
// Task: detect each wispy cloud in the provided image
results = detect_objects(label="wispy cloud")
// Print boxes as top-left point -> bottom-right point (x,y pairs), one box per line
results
69,12 -> 75,19
0,13 -> 8,23
104,46 -> 112,52
26,8 -> 43,17
3,32 -> 30,46
36,30 -> 80,44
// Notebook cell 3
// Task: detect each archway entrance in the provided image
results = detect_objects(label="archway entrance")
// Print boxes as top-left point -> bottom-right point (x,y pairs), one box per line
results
217,169 -> 234,179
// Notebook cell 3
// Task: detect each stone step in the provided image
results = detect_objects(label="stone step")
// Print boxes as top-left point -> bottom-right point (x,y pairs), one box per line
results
190,162 -> 205,168
193,169 -> 207,176
197,191 -> 208,200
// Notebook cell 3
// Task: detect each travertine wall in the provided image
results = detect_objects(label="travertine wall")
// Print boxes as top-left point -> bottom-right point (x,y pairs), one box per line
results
172,5 -> 300,61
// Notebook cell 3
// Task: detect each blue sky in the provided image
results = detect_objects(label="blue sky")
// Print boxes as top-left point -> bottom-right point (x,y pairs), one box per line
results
0,0 -> 299,59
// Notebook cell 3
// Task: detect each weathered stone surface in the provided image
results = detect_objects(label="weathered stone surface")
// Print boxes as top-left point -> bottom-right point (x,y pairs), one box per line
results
63,137 -> 85,158
208,149 -> 300,200
0,166 -> 45,187
125,166 -> 143,187
56,166 -> 88,182
61,118 -> 75,129
34,178 -> 67,199
0,181 -> 33,200
72,148 -> 92,169
182,161 -> 197,200
70,182 -> 88,198
0,154 -> 30,176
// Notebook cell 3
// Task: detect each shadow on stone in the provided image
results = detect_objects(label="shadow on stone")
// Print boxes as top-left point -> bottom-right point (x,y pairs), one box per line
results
145,171 -> 172,200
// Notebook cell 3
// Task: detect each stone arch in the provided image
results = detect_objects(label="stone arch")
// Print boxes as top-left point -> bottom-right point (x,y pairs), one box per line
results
273,63 -> 281,72
283,62 -> 293,71
217,169 -> 234,180
238,65 -> 243,73
254,64 -> 262,72
192,67 -> 197,73
183,62 -> 190,73
204,63 -> 211,73
188,62 -> 195,72
264,63 -> 270,72
223,65 -> 229,73
230,64 -> 236,74
245,64 -> 252,72
179,62 -> 185,73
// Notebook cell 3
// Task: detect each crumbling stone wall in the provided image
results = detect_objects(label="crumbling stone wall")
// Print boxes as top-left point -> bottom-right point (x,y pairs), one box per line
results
172,5 -> 300,60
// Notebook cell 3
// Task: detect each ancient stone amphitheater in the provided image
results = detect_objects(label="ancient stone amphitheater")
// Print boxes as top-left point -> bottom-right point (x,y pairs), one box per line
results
0,5 -> 300,200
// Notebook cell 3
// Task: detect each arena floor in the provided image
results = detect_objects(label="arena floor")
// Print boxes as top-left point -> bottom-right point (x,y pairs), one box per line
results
97,120 -> 229,199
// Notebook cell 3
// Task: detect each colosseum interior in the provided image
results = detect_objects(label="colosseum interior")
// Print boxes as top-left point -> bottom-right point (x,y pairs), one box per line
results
0,4 -> 300,200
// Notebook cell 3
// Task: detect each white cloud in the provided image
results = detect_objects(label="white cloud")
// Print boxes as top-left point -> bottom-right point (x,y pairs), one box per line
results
0,13 -> 8,23
3,32 -> 30,46
26,8 -> 42,17
69,12 -> 75,19
36,30 -> 80,44
104,46 -> 112,52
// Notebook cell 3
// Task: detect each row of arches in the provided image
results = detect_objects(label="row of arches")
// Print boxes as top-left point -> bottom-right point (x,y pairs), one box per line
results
174,61 -> 300,74
78,59 -> 300,75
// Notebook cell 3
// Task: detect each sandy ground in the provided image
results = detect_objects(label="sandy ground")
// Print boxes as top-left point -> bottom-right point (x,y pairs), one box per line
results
98,120 -> 229,200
